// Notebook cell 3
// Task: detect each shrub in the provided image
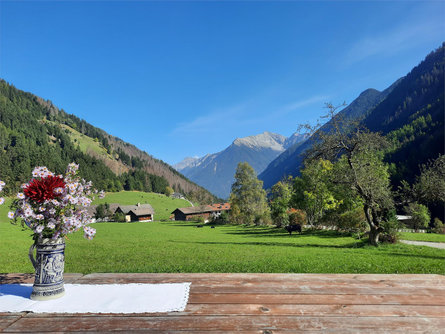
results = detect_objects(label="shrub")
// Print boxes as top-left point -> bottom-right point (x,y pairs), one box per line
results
405,202 -> 430,231
196,216 -> 206,224
113,212 -> 126,223
336,207 -> 368,236
432,218 -> 444,234
380,215 -> 401,244
211,211 -> 230,224
95,203 -> 111,219
288,209 -> 307,226
254,213 -> 272,226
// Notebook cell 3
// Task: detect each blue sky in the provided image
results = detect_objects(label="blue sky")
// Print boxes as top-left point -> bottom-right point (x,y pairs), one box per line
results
1,1 -> 444,165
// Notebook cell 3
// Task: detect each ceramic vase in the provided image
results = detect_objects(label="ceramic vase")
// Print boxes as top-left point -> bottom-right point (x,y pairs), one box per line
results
28,238 -> 65,301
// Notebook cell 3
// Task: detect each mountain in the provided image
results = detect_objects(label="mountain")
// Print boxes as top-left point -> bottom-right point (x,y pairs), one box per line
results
259,43 -> 444,202
259,81 -> 401,189
364,43 -> 444,186
175,131 -> 307,199
0,80 -> 217,204
172,157 -> 200,171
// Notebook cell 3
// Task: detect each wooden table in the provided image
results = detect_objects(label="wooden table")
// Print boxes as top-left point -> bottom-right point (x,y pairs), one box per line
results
1,273 -> 444,333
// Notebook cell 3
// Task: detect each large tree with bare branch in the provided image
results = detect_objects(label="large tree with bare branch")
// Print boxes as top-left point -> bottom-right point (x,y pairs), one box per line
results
305,104 -> 394,246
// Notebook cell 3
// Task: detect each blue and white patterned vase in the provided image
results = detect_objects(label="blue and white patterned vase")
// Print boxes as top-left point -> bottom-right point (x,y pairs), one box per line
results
28,238 -> 65,301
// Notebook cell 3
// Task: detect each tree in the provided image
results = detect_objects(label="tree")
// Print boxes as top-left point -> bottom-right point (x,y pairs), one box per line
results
397,154 -> 444,224
270,180 -> 292,227
291,159 -> 341,227
405,202 -> 430,231
288,209 -> 307,226
306,104 -> 394,245
165,186 -> 174,197
412,155 -> 445,204
229,162 -> 270,225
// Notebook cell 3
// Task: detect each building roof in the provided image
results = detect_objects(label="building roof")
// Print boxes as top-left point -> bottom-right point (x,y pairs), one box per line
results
173,205 -> 214,215
172,203 -> 230,215
117,204 -> 155,215
210,203 -> 230,211
396,215 -> 413,220
129,206 -> 155,217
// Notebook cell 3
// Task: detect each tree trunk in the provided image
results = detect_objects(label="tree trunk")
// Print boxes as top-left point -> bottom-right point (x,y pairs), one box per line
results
368,226 -> 381,246
363,204 -> 382,246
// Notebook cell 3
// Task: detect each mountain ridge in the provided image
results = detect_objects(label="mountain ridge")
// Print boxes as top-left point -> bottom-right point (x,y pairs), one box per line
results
258,81 -> 401,189
175,131 -> 307,198
259,44 -> 444,194
0,79 -> 217,203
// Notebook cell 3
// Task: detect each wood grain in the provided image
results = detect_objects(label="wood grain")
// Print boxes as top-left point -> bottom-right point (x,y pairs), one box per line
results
1,273 -> 444,333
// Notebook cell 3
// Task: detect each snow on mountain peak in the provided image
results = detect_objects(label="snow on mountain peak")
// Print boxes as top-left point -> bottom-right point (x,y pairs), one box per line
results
233,131 -> 287,151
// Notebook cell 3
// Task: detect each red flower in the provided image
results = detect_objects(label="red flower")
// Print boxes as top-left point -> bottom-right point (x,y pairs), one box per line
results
24,175 -> 66,203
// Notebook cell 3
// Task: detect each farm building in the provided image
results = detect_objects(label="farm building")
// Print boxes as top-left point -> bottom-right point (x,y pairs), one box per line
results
115,203 -> 155,222
171,203 -> 230,222
210,203 -> 231,218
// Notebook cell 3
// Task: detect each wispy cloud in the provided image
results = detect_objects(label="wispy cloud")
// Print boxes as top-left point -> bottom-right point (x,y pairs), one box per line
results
170,101 -> 251,136
170,94 -> 329,137
282,95 -> 329,113
344,19 -> 443,66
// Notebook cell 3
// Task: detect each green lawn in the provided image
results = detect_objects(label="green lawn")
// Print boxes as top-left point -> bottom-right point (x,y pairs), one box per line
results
1,197 -> 444,274
92,191 -> 192,220
399,232 -> 445,243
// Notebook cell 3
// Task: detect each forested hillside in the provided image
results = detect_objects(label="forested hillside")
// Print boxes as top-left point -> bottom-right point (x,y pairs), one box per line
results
260,44 -> 444,192
0,80 -> 217,203
364,43 -> 444,186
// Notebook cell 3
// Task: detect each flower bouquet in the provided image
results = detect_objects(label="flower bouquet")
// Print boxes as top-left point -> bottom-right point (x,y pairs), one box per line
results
8,163 -> 104,300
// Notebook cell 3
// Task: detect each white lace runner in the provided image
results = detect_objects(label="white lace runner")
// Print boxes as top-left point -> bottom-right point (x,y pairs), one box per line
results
0,283 -> 191,313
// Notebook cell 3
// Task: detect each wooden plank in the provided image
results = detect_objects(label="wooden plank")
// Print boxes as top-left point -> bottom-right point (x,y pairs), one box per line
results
189,293 -> 445,305
2,273 -> 444,333
73,277 -> 445,295
79,273 -> 445,280
74,278 -> 445,290
186,285 -> 445,296
5,275 -> 444,295
5,272 -> 444,287
0,273 -> 84,284
77,273 -> 445,284
0,315 -> 23,331
20,304 -> 445,317
5,315 -> 445,332
182,304 -> 445,317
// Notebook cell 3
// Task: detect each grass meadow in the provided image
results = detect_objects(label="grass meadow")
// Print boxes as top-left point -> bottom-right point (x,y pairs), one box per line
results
1,194 -> 444,275
92,191 -> 192,220
399,232 -> 445,243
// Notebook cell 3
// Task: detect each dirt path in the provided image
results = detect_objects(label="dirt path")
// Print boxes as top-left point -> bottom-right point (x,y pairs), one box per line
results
400,240 -> 445,249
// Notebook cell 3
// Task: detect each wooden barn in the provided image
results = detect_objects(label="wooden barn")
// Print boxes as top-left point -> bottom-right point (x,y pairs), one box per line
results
171,205 -> 213,222
171,203 -> 230,222
115,203 -> 155,222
